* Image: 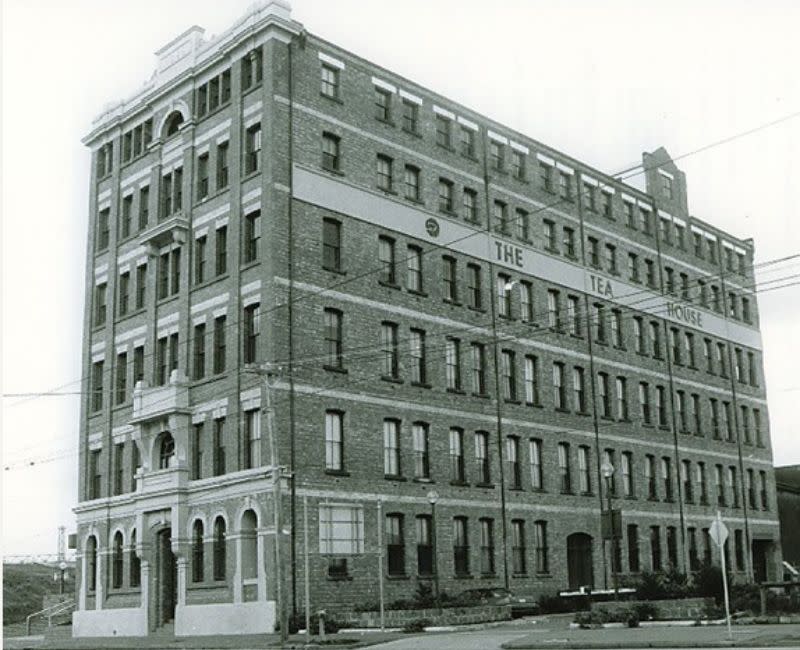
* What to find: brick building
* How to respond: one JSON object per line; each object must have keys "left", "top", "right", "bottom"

{"left": 775, "top": 465, "right": 800, "bottom": 576}
{"left": 73, "top": 0, "right": 781, "bottom": 638}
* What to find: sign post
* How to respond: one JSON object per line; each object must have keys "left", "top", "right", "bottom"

{"left": 709, "top": 511, "right": 732, "bottom": 640}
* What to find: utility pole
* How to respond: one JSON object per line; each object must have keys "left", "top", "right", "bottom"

{"left": 246, "top": 363, "right": 289, "bottom": 644}
{"left": 57, "top": 526, "right": 66, "bottom": 594}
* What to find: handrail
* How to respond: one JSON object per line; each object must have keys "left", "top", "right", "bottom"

{"left": 25, "top": 598, "right": 75, "bottom": 636}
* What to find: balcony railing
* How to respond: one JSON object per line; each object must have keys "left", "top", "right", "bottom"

{"left": 131, "top": 371, "right": 190, "bottom": 422}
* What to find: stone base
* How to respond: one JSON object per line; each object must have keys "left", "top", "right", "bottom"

{"left": 72, "top": 608, "right": 147, "bottom": 637}
{"left": 175, "top": 601, "right": 276, "bottom": 636}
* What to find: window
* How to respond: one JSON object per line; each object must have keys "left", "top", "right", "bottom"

{"left": 640, "top": 208, "right": 652, "bottom": 235}
{"left": 243, "top": 303, "right": 260, "bottom": 364}
{"left": 401, "top": 99, "right": 418, "bottom": 133}
{"left": 244, "top": 210, "right": 260, "bottom": 263}
{"left": 729, "top": 466, "right": 739, "bottom": 507}
{"left": 321, "top": 132, "right": 340, "bottom": 172}
{"left": 682, "top": 459, "right": 693, "bottom": 502}
{"left": 627, "top": 253, "right": 640, "bottom": 283}
{"left": 480, "top": 519, "right": 495, "bottom": 574}
{"left": 319, "top": 218, "right": 343, "bottom": 273}
{"left": 588, "top": 237, "right": 599, "bottom": 267}
{"left": 645, "top": 259, "right": 656, "bottom": 287}
{"left": 622, "top": 451, "right": 633, "bottom": 497}
{"left": 656, "top": 386, "right": 667, "bottom": 427}
{"left": 754, "top": 409, "right": 763, "bottom": 447}
{"left": 435, "top": 114, "right": 452, "bottom": 148}
{"left": 192, "top": 423, "right": 203, "bottom": 480}
{"left": 241, "top": 46, "right": 263, "bottom": 91}
{"left": 416, "top": 516, "right": 433, "bottom": 575}
{"left": 539, "top": 161, "right": 553, "bottom": 191}
{"left": 383, "top": 419, "right": 401, "bottom": 477}
{"left": 386, "top": 514, "right": 405, "bottom": 576}
{"left": 129, "top": 530, "right": 140, "bottom": 587}
{"left": 412, "top": 422, "right": 430, "bottom": 479}
{"left": 711, "top": 285, "right": 722, "bottom": 313}
{"left": 676, "top": 390, "right": 688, "bottom": 432}
{"left": 445, "top": 338, "right": 462, "bottom": 391}
{"left": 94, "top": 283, "right": 107, "bottom": 327}
{"left": 624, "top": 201, "right": 635, "bottom": 228}
{"left": 760, "top": 470, "right": 769, "bottom": 510}
{"left": 558, "top": 442, "right": 572, "bottom": 493}
{"left": 511, "top": 149, "right": 525, "bottom": 179}
{"left": 650, "top": 322, "right": 661, "bottom": 358}
{"left": 115, "top": 352, "right": 127, "bottom": 406}
{"left": 616, "top": 377, "right": 628, "bottom": 420}
{"left": 97, "top": 208, "right": 110, "bottom": 251}
{"left": 542, "top": 220, "right": 558, "bottom": 253}
{"left": 603, "top": 449, "right": 617, "bottom": 496}
{"left": 320, "top": 64, "right": 339, "bottom": 98}
{"left": 583, "top": 182, "right": 596, "bottom": 211}
{"left": 611, "top": 310, "right": 623, "bottom": 347}
{"left": 524, "top": 355, "right": 540, "bottom": 405}
{"left": 410, "top": 329, "right": 427, "bottom": 384}
{"left": 243, "top": 123, "right": 262, "bottom": 174}
{"left": 747, "top": 469, "right": 756, "bottom": 509}
{"left": 650, "top": 526, "right": 662, "bottom": 572}
{"left": 567, "top": 295, "right": 581, "bottom": 336}
{"left": 211, "top": 315, "right": 226, "bottom": 374}
{"left": 213, "top": 418, "right": 226, "bottom": 476}
{"left": 742, "top": 297, "right": 752, "bottom": 323}
{"left": 547, "top": 289, "right": 560, "bottom": 330}
{"left": 376, "top": 154, "right": 393, "bottom": 191}
{"left": 562, "top": 227, "right": 576, "bottom": 257}
{"left": 506, "top": 436, "right": 521, "bottom": 489}
{"left": 633, "top": 317, "right": 644, "bottom": 354}
{"left": 578, "top": 445, "right": 591, "bottom": 494}
{"left": 497, "top": 274, "right": 511, "bottom": 317}
{"left": 723, "top": 401, "right": 733, "bottom": 441}
{"left": 460, "top": 125, "right": 475, "bottom": 157}
{"left": 573, "top": 366, "right": 587, "bottom": 413}
{"left": 466, "top": 263, "right": 482, "bottom": 309}
{"left": 97, "top": 141, "right": 113, "bottom": 177}
{"left": 442, "top": 256, "right": 458, "bottom": 302}
{"left": 627, "top": 524, "right": 640, "bottom": 573}
{"left": 475, "top": 431, "right": 490, "bottom": 484}
{"left": 212, "top": 517, "right": 226, "bottom": 580}
{"left": 380, "top": 321, "right": 399, "bottom": 379}
{"left": 323, "top": 308, "right": 343, "bottom": 370}
{"left": 558, "top": 171, "right": 572, "bottom": 200}
{"left": 377, "top": 235, "right": 396, "bottom": 284}
{"left": 501, "top": 349, "right": 517, "bottom": 401}
{"left": 662, "top": 457, "right": 673, "bottom": 501}
{"left": 439, "top": 179, "right": 454, "bottom": 213}
{"left": 133, "top": 346, "right": 144, "bottom": 386}
{"left": 403, "top": 165, "right": 420, "bottom": 201}
{"left": 374, "top": 87, "right": 391, "bottom": 121}
{"left": 516, "top": 209, "right": 530, "bottom": 241}
{"left": 113, "top": 442, "right": 124, "bottom": 495}
{"left": 119, "top": 194, "right": 133, "bottom": 239}
{"left": 553, "top": 362, "right": 566, "bottom": 410}
{"left": 453, "top": 517, "right": 469, "bottom": 575}
{"left": 601, "top": 191, "right": 613, "bottom": 218}
{"left": 111, "top": 531, "right": 124, "bottom": 589}
{"left": 593, "top": 303, "right": 606, "bottom": 343}
{"left": 646, "top": 455, "right": 657, "bottom": 499}
{"left": 462, "top": 187, "right": 478, "bottom": 222}
{"left": 605, "top": 244, "right": 618, "bottom": 274}
{"left": 192, "top": 520, "right": 204, "bottom": 583}
{"left": 193, "top": 323, "right": 206, "bottom": 380}
{"left": 319, "top": 504, "right": 365, "bottom": 561}
{"left": 511, "top": 520, "right": 526, "bottom": 575}
{"left": 534, "top": 521, "right": 548, "bottom": 573}
{"left": 490, "top": 140, "right": 504, "bottom": 172}
{"left": 471, "top": 342, "right": 486, "bottom": 395}
{"left": 666, "top": 526, "right": 678, "bottom": 568}
{"left": 88, "top": 449, "right": 101, "bottom": 499}
{"left": 325, "top": 411, "right": 344, "bottom": 472}
{"left": 158, "top": 432, "right": 175, "bottom": 469}
{"left": 698, "top": 462, "right": 708, "bottom": 504}
{"left": 91, "top": 360, "right": 104, "bottom": 412}
{"left": 244, "top": 409, "right": 261, "bottom": 470}
{"left": 450, "top": 428, "right": 465, "bottom": 483}
{"left": 597, "top": 371, "right": 610, "bottom": 417}
{"left": 748, "top": 351, "right": 758, "bottom": 386}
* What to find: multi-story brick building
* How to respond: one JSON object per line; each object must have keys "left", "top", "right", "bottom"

{"left": 73, "top": 0, "right": 781, "bottom": 638}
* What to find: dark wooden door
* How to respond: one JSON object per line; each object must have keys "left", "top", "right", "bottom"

{"left": 567, "top": 533, "right": 594, "bottom": 590}
{"left": 158, "top": 529, "right": 177, "bottom": 623}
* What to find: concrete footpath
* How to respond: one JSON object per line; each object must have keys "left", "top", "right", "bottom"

{"left": 501, "top": 621, "right": 800, "bottom": 648}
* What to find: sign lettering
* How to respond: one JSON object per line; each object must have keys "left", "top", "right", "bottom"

{"left": 666, "top": 301, "right": 704, "bottom": 328}
{"left": 589, "top": 274, "right": 614, "bottom": 298}
{"left": 494, "top": 241, "right": 523, "bottom": 268}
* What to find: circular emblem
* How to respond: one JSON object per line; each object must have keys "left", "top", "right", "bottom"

{"left": 425, "top": 218, "right": 440, "bottom": 238}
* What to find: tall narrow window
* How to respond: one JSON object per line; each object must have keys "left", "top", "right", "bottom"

{"left": 442, "top": 256, "right": 458, "bottom": 302}
{"left": 512, "top": 520, "right": 526, "bottom": 575}
{"left": 213, "top": 517, "right": 226, "bottom": 580}
{"left": 213, "top": 315, "right": 226, "bottom": 374}
{"left": 192, "top": 422, "right": 203, "bottom": 480}
{"left": 243, "top": 303, "right": 260, "bottom": 364}
{"left": 445, "top": 338, "right": 462, "bottom": 391}
{"left": 192, "top": 520, "right": 204, "bottom": 582}
{"left": 381, "top": 321, "right": 399, "bottom": 379}
{"left": 194, "top": 236, "right": 207, "bottom": 284}
{"left": 323, "top": 308, "right": 343, "bottom": 369}
{"left": 129, "top": 530, "right": 140, "bottom": 587}
{"left": 553, "top": 362, "right": 566, "bottom": 410}
{"left": 197, "top": 153, "right": 209, "bottom": 200}
{"left": 578, "top": 445, "right": 591, "bottom": 494}
{"left": 410, "top": 329, "right": 426, "bottom": 384}
{"left": 407, "top": 244, "right": 423, "bottom": 292}
{"left": 450, "top": 428, "right": 465, "bottom": 483}
{"left": 113, "top": 442, "right": 124, "bottom": 495}
{"left": 112, "top": 531, "right": 123, "bottom": 589}
{"left": 453, "top": 517, "right": 469, "bottom": 575}
{"left": 627, "top": 524, "right": 640, "bottom": 573}
{"left": 475, "top": 431, "right": 490, "bottom": 484}
{"left": 558, "top": 442, "right": 571, "bottom": 493}
{"left": 216, "top": 141, "right": 229, "bottom": 189}
{"left": 467, "top": 264, "right": 482, "bottom": 309}
{"left": 321, "top": 132, "right": 340, "bottom": 171}
{"left": 244, "top": 123, "right": 261, "bottom": 174}
{"left": 416, "top": 516, "right": 433, "bottom": 576}
{"left": 412, "top": 422, "right": 430, "bottom": 479}
{"left": 135, "top": 264, "right": 146, "bottom": 310}
{"left": 325, "top": 411, "right": 344, "bottom": 472}
{"left": 471, "top": 342, "right": 486, "bottom": 395}
{"left": 529, "top": 439, "right": 543, "bottom": 489}
{"left": 383, "top": 419, "right": 401, "bottom": 477}
{"left": 506, "top": 436, "right": 521, "bottom": 489}
{"left": 320, "top": 64, "right": 339, "bottom": 98}
{"left": 115, "top": 352, "right": 127, "bottom": 405}
{"left": 91, "top": 360, "right": 104, "bottom": 412}
{"left": 534, "top": 521, "right": 548, "bottom": 573}
{"left": 524, "top": 355, "right": 540, "bottom": 405}
{"left": 376, "top": 154, "right": 393, "bottom": 191}
{"left": 501, "top": 349, "right": 517, "bottom": 401}
{"left": 244, "top": 210, "right": 260, "bottom": 263}
{"left": 378, "top": 236, "right": 396, "bottom": 284}
{"left": 244, "top": 409, "right": 261, "bottom": 469}
{"left": 650, "top": 526, "right": 662, "bottom": 571}
{"left": 480, "top": 519, "right": 495, "bottom": 575}
{"left": 193, "top": 323, "right": 206, "bottom": 380}
{"left": 386, "top": 514, "right": 405, "bottom": 576}
{"left": 215, "top": 226, "right": 228, "bottom": 276}
{"left": 213, "top": 418, "right": 226, "bottom": 476}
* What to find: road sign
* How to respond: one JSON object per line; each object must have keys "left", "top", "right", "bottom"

{"left": 709, "top": 514, "right": 729, "bottom": 547}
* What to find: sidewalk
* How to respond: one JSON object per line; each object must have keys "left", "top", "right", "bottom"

{"left": 501, "top": 621, "right": 800, "bottom": 648}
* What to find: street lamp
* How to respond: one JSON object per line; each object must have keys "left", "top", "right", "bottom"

{"left": 427, "top": 490, "right": 440, "bottom": 606}
{"left": 601, "top": 461, "right": 619, "bottom": 600}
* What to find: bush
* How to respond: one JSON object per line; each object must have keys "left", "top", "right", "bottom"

{"left": 401, "top": 618, "right": 431, "bottom": 633}
{"left": 635, "top": 571, "right": 667, "bottom": 600}
{"left": 287, "top": 611, "right": 345, "bottom": 635}
{"left": 693, "top": 561, "right": 726, "bottom": 605}
{"left": 539, "top": 592, "right": 589, "bottom": 614}
{"left": 631, "top": 602, "right": 658, "bottom": 621}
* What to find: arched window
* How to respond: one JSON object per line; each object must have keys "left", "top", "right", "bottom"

{"left": 86, "top": 535, "right": 97, "bottom": 592}
{"left": 192, "top": 520, "right": 204, "bottom": 583}
{"left": 129, "top": 530, "right": 140, "bottom": 588}
{"left": 163, "top": 111, "right": 184, "bottom": 138}
{"left": 112, "top": 531, "right": 124, "bottom": 588}
{"left": 213, "top": 517, "right": 226, "bottom": 581}
{"left": 159, "top": 433, "right": 175, "bottom": 469}
{"left": 241, "top": 509, "right": 258, "bottom": 580}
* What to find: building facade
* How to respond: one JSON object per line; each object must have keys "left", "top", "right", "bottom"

{"left": 74, "top": 1, "right": 781, "bottom": 638}
{"left": 775, "top": 465, "right": 800, "bottom": 577}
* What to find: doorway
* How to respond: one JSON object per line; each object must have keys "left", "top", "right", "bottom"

{"left": 752, "top": 540, "right": 771, "bottom": 583}
{"left": 567, "top": 532, "right": 594, "bottom": 590}
{"left": 156, "top": 528, "right": 177, "bottom": 625}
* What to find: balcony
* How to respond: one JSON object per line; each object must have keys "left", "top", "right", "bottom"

{"left": 140, "top": 211, "right": 189, "bottom": 250}
{"left": 131, "top": 371, "right": 191, "bottom": 422}
{"left": 139, "top": 465, "right": 188, "bottom": 495}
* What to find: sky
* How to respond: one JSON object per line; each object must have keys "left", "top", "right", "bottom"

{"left": 2, "top": 0, "right": 799, "bottom": 558}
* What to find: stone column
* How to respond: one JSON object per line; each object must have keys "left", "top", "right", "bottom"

{"left": 233, "top": 533, "right": 243, "bottom": 603}
{"left": 140, "top": 560, "right": 150, "bottom": 631}
{"left": 95, "top": 550, "right": 104, "bottom": 610}
{"left": 176, "top": 557, "right": 188, "bottom": 606}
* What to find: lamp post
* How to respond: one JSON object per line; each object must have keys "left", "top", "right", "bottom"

{"left": 601, "top": 460, "right": 619, "bottom": 600}
{"left": 427, "top": 490, "right": 440, "bottom": 606}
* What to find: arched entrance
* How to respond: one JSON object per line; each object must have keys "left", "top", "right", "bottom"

{"left": 567, "top": 532, "right": 594, "bottom": 590}
{"left": 156, "top": 529, "right": 177, "bottom": 625}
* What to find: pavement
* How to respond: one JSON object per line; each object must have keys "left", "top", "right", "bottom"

{"left": 4, "top": 616, "right": 800, "bottom": 650}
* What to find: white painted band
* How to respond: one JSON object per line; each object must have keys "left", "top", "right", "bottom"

{"left": 658, "top": 169, "right": 675, "bottom": 180}
{"left": 456, "top": 115, "right": 478, "bottom": 131}
{"left": 488, "top": 130, "right": 508, "bottom": 145}
{"left": 433, "top": 105, "right": 455, "bottom": 120}
{"left": 556, "top": 162, "right": 574, "bottom": 175}
{"left": 372, "top": 77, "right": 397, "bottom": 93}
{"left": 399, "top": 89, "right": 422, "bottom": 105}
{"left": 510, "top": 141, "right": 529, "bottom": 154}
{"left": 241, "top": 280, "right": 261, "bottom": 295}
{"left": 318, "top": 52, "right": 345, "bottom": 70}
{"left": 583, "top": 176, "right": 599, "bottom": 187}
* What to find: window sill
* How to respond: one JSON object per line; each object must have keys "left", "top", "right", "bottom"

{"left": 525, "top": 402, "right": 543, "bottom": 409}
{"left": 321, "top": 166, "right": 345, "bottom": 177}
{"left": 327, "top": 574, "right": 353, "bottom": 582}
{"left": 454, "top": 574, "right": 474, "bottom": 580}
{"left": 507, "top": 486, "right": 524, "bottom": 492}
{"left": 384, "top": 474, "right": 407, "bottom": 482}
{"left": 411, "top": 381, "right": 432, "bottom": 389}
{"left": 381, "top": 376, "right": 403, "bottom": 384}
{"left": 378, "top": 280, "right": 401, "bottom": 290}
{"left": 325, "top": 469, "right": 350, "bottom": 477}
{"left": 437, "top": 143, "right": 456, "bottom": 154}
{"left": 323, "top": 266, "right": 347, "bottom": 275}
{"left": 375, "top": 117, "right": 395, "bottom": 127}
{"left": 320, "top": 92, "right": 344, "bottom": 105}
{"left": 407, "top": 288, "right": 428, "bottom": 297}
{"left": 386, "top": 574, "right": 410, "bottom": 581}
{"left": 472, "top": 392, "right": 490, "bottom": 399}
{"left": 447, "top": 388, "right": 466, "bottom": 395}
{"left": 378, "top": 187, "right": 398, "bottom": 196}
{"left": 475, "top": 482, "right": 495, "bottom": 489}
{"left": 413, "top": 477, "right": 434, "bottom": 484}
{"left": 443, "top": 298, "right": 462, "bottom": 307}
{"left": 504, "top": 399, "right": 522, "bottom": 405}
{"left": 554, "top": 407, "right": 571, "bottom": 414}
{"left": 467, "top": 305, "right": 486, "bottom": 314}
{"left": 324, "top": 365, "right": 348, "bottom": 375}
{"left": 450, "top": 480, "right": 470, "bottom": 487}
{"left": 402, "top": 127, "right": 421, "bottom": 138}
{"left": 240, "top": 259, "right": 260, "bottom": 271}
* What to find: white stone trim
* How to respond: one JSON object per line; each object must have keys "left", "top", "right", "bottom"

{"left": 456, "top": 115, "right": 478, "bottom": 131}
{"left": 118, "top": 246, "right": 147, "bottom": 266}
{"left": 95, "top": 273, "right": 108, "bottom": 285}
{"left": 240, "top": 387, "right": 260, "bottom": 403}
{"left": 212, "top": 307, "right": 227, "bottom": 319}
{"left": 91, "top": 351, "right": 105, "bottom": 363}
{"left": 196, "top": 143, "right": 210, "bottom": 156}
{"left": 216, "top": 216, "right": 229, "bottom": 228}
{"left": 118, "top": 263, "right": 130, "bottom": 275}
{"left": 194, "top": 119, "right": 232, "bottom": 147}
{"left": 88, "top": 432, "right": 103, "bottom": 450}
{"left": 241, "top": 280, "right": 261, "bottom": 295}
{"left": 112, "top": 425, "right": 132, "bottom": 444}
{"left": 133, "top": 337, "right": 146, "bottom": 348}
{"left": 161, "top": 146, "right": 185, "bottom": 167}
{"left": 243, "top": 100, "right": 263, "bottom": 117}
{"left": 691, "top": 225, "right": 705, "bottom": 235}
{"left": 115, "top": 343, "right": 128, "bottom": 354}
{"left": 510, "top": 141, "right": 529, "bottom": 155}
{"left": 673, "top": 217, "right": 687, "bottom": 227}
{"left": 116, "top": 325, "right": 147, "bottom": 344}
{"left": 192, "top": 314, "right": 207, "bottom": 327}
{"left": 98, "top": 189, "right": 112, "bottom": 202}
{"left": 723, "top": 240, "right": 735, "bottom": 250}
{"left": 242, "top": 187, "right": 261, "bottom": 204}
{"left": 244, "top": 114, "right": 262, "bottom": 129}
{"left": 193, "top": 397, "right": 228, "bottom": 418}
{"left": 193, "top": 203, "right": 231, "bottom": 229}
{"left": 243, "top": 293, "right": 261, "bottom": 307}
{"left": 621, "top": 193, "right": 636, "bottom": 204}
{"left": 536, "top": 153, "right": 555, "bottom": 166}
{"left": 98, "top": 200, "right": 111, "bottom": 212}
{"left": 157, "top": 324, "right": 179, "bottom": 338}
{"left": 637, "top": 200, "right": 652, "bottom": 211}
{"left": 556, "top": 162, "right": 574, "bottom": 175}
{"left": 658, "top": 168, "right": 675, "bottom": 180}
{"left": 157, "top": 312, "right": 179, "bottom": 328}
{"left": 735, "top": 246, "right": 747, "bottom": 255}
{"left": 195, "top": 226, "right": 209, "bottom": 239}
{"left": 399, "top": 89, "right": 422, "bottom": 105}
{"left": 658, "top": 209, "right": 672, "bottom": 220}
{"left": 371, "top": 77, "right": 396, "bottom": 93}
{"left": 487, "top": 130, "right": 508, "bottom": 145}
{"left": 583, "top": 176, "right": 599, "bottom": 187}
{"left": 706, "top": 233, "right": 718, "bottom": 242}
{"left": 432, "top": 105, "right": 455, "bottom": 120}
{"left": 318, "top": 52, "right": 345, "bottom": 70}
{"left": 91, "top": 341, "right": 105, "bottom": 354}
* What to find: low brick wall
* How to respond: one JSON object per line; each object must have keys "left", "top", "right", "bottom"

{"left": 340, "top": 603, "right": 511, "bottom": 628}
{"left": 591, "top": 597, "right": 714, "bottom": 620}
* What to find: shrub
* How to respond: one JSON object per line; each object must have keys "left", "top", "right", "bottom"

{"left": 401, "top": 618, "right": 431, "bottom": 633}
{"left": 539, "top": 592, "right": 589, "bottom": 614}
{"left": 635, "top": 571, "right": 667, "bottom": 600}
{"left": 626, "top": 611, "right": 640, "bottom": 628}
{"left": 693, "top": 562, "right": 726, "bottom": 605}
{"left": 631, "top": 602, "right": 658, "bottom": 621}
